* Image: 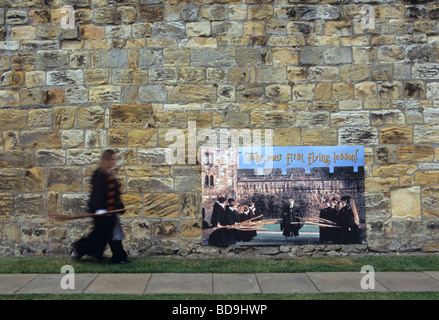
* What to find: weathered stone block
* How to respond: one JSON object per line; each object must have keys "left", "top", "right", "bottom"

{"left": 76, "top": 106, "right": 104, "bottom": 129}
{"left": 181, "top": 220, "right": 201, "bottom": 239}
{"left": 379, "top": 126, "right": 413, "bottom": 144}
{"left": 338, "top": 127, "right": 379, "bottom": 145}
{"left": 354, "top": 82, "right": 377, "bottom": 99}
{"left": 391, "top": 187, "right": 421, "bottom": 218}
{"left": 302, "top": 128, "right": 337, "bottom": 146}
{"left": 47, "top": 167, "right": 82, "bottom": 192}
{"left": 14, "top": 193, "right": 45, "bottom": 219}
{"left": 20, "top": 130, "right": 61, "bottom": 149}
{"left": 124, "top": 128, "right": 156, "bottom": 147}
{"left": 89, "top": 86, "right": 121, "bottom": 103}
{"left": 370, "top": 110, "right": 405, "bottom": 126}
{"left": 0, "top": 169, "right": 25, "bottom": 192}
{"left": 0, "top": 109, "right": 27, "bottom": 130}
{"left": 139, "top": 5, "right": 163, "bottom": 22}
{"left": 422, "top": 186, "right": 439, "bottom": 218}
{"left": 0, "top": 151, "right": 34, "bottom": 168}
{"left": 144, "top": 193, "right": 178, "bottom": 218}
{"left": 109, "top": 104, "right": 152, "bottom": 128}
{"left": 414, "top": 125, "right": 439, "bottom": 144}
{"left": 154, "top": 221, "right": 178, "bottom": 239}
{"left": 299, "top": 46, "right": 324, "bottom": 65}
{"left": 372, "top": 164, "right": 417, "bottom": 177}
{"left": 250, "top": 111, "right": 294, "bottom": 128}
{"left": 127, "top": 177, "right": 174, "bottom": 193}
{"left": 398, "top": 145, "right": 434, "bottom": 162}
{"left": 0, "top": 194, "right": 14, "bottom": 219}
{"left": 167, "top": 85, "right": 216, "bottom": 103}
{"left": 42, "top": 88, "right": 64, "bottom": 105}
{"left": 295, "top": 5, "right": 339, "bottom": 21}
{"left": 191, "top": 48, "right": 235, "bottom": 67}
{"left": 67, "top": 149, "right": 101, "bottom": 166}
{"left": 36, "top": 50, "right": 69, "bottom": 69}
{"left": 331, "top": 111, "right": 370, "bottom": 127}
{"left": 415, "top": 171, "right": 439, "bottom": 186}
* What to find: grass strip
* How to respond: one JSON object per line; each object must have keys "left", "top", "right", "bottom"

{"left": 0, "top": 255, "right": 438, "bottom": 274}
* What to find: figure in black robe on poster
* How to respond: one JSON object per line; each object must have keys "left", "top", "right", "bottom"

{"left": 225, "top": 198, "right": 238, "bottom": 245}
{"left": 337, "top": 196, "right": 362, "bottom": 244}
{"left": 208, "top": 197, "right": 229, "bottom": 246}
{"left": 319, "top": 197, "right": 338, "bottom": 243}
{"left": 281, "top": 199, "right": 303, "bottom": 237}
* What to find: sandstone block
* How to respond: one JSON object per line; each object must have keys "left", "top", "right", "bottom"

{"left": 89, "top": 85, "right": 121, "bottom": 103}
{"left": 139, "top": 5, "right": 163, "bottom": 22}
{"left": 52, "top": 106, "right": 75, "bottom": 129}
{"left": 0, "top": 109, "right": 27, "bottom": 130}
{"left": 379, "top": 126, "right": 413, "bottom": 144}
{"left": 67, "top": 149, "right": 101, "bottom": 166}
{"left": 154, "top": 221, "right": 178, "bottom": 240}
{"left": 422, "top": 186, "right": 439, "bottom": 218}
{"left": 397, "top": 145, "right": 434, "bottom": 162}
{"left": 127, "top": 177, "right": 174, "bottom": 193}
{"left": 331, "top": 111, "right": 370, "bottom": 127}
{"left": 378, "top": 45, "right": 405, "bottom": 62}
{"left": 47, "top": 167, "right": 82, "bottom": 192}
{"left": 14, "top": 193, "right": 45, "bottom": 219}
{"left": 370, "top": 110, "right": 405, "bottom": 126}
{"left": 36, "top": 149, "right": 66, "bottom": 166}
{"left": 42, "top": 88, "right": 64, "bottom": 105}
{"left": 144, "top": 193, "right": 178, "bottom": 218}
{"left": 0, "top": 193, "right": 13, "bottom": 219}
{"left": 354, "top": 82, "right": 377, "bottom": 99}
{"left": 36, "top": 50, "right": 69, "bottom": 70}
{"left": 20, "top": 130, "right": 61, "bottom": 149}
{"left": 181, "top": 220, "right": 201, "bottom": 239}
{"left": 77, "top": 106, "right": 105, "bottom": 128}
{"left": 414, "top": 125, "right": 439, "bottom": 144}
{"left": 415, "top": 171, "right": 439, "bottom": 186}
{"left": 0, "top": 169, "right": 25, "bottom": 192}
{"left": 0, "top": 151, "right": 34, "bottom": 168}
{"left": 0, "top": 90, "right": 19, "bottom": 107}
{"left": 339, "top": 127, "right": 379, "bottom": 145}
{"left": 372, "top": 164, "right": 417, "bottom": 177}
{"left": 250, "top": 111, "right": 294, "bottom": 128}
{"left": 167, "top": 85, "right": 216, "bottom": 103}
{"left": 302, "top": 128, "right": 337, "bottom": 146}
{"left": 127, "top": 129, "right": 157, "bottom": 147}
{"left": 295, "top": 5, "right": 339, "bottom": 20}
{"left": 391, "top": 187, "right": 421, "bottom": 218}
{"left": 109, "top": 104, "right": 152, "bottom": 129}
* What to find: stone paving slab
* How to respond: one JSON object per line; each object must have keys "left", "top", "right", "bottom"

{"left": 256, "top": 273, "right": 319, "bottom": 294}
{"left": 144, "top": 273, "right": 212, "bottom": 294}
{"left": 16, "top": 274, "right": 97, "bottom": 294}
{"left": 307, "top": 272, "right": 389, "bottom": 293}
{"left": 84, "top": 273, "right": 151, "bottom": 294}
{"left": 213, "top": 274, "right": 260, "bottom": 294}
{"left": 375, "top": 272, "right": 439, "bottom": 292}
{"left": 0, "top": 274, "right": 38, "bottom": 294}
{"left": 3, "top": 272, "right": 439, "bottom": 295}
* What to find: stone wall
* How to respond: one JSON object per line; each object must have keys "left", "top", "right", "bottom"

{"left": 0, "top": 0, "right": 439, "bottom": 257}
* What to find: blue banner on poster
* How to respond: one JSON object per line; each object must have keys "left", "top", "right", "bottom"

{"left": 239, "top": 146, "right": 364, "bottom": 174}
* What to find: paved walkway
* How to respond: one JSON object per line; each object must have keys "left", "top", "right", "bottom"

{"left": 2, "top": 272, "right": 439, "bottom": 294}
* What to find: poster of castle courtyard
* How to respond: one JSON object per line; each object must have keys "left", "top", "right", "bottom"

{"left": 202, "top": 146, "right": 366, "bottom": 247}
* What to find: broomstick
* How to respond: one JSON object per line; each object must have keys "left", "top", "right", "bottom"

{"left": 48, "top": 207, "right": 139, "bottom": 221}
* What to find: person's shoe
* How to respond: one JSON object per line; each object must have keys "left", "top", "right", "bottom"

{"left": 71, "top": 250, "right": 82, "bottom": 261}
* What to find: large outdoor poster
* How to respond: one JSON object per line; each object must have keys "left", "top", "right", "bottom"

{"left": 201, "top": 146, "right": 366, "bottom": 247}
